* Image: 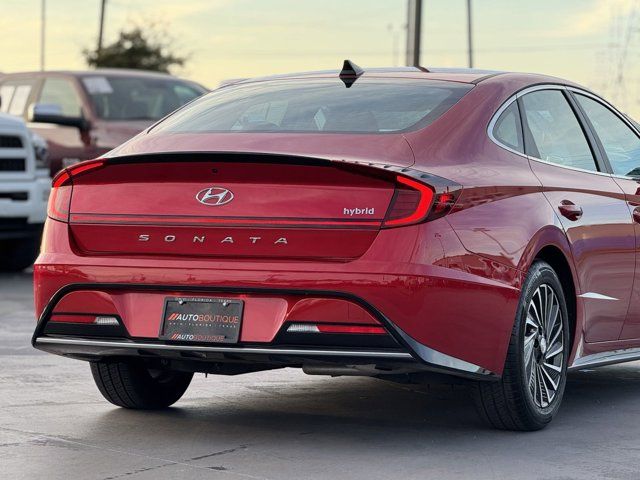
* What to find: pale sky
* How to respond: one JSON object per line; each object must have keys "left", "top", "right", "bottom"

{"left": 2, "top": 0, "right": 640, "bottom": 116}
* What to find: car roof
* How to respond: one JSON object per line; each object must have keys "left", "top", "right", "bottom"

{"left": 225, "top": 66, "right": 580, "bottom": 90}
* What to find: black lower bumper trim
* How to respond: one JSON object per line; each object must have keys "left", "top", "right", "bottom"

{"left": 35, "top": 337, "right": 414, "bottom": 365}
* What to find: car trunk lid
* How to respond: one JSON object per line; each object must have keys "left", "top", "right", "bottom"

{"left": 67, "top": 154, "right": 401, "bottom": 261}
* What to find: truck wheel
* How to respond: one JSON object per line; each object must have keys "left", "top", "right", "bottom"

{"left": 0, "top": 237, "right": 39, "bottom": 272}
{"left": 474, "top": 260, "right": 570, "bottom": 430}
{"left": 90, "top": 360, "right": 193, "bottom": 409}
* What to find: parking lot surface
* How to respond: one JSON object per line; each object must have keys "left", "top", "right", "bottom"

{"left": 2, "top": 271, "right": 640, "bottom": 479}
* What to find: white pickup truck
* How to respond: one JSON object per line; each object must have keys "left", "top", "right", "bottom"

{"left": 0, "top": 112, "right": 50, "bottom": 271}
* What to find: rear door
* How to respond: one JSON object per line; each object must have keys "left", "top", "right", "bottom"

{"left": 520, "top": 87, "right": 635, "bottom": 343}
{"left": 570, "top": 90, "right": 640, "bottom": 341}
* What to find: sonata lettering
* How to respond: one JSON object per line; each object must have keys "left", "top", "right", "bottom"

{"left": 138, "top": 234, "right": 288, "bottom": 245}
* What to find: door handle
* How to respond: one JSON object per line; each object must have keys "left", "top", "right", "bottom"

{"left": 633, "top": 206, "right": 640, "bottom": 224}
{"left": 558, "top": 200, "right": 583, "bottom": 221}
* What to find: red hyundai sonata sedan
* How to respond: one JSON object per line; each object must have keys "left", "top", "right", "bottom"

{"left": 32, "top": 61, "right": 640, "bottom": 430}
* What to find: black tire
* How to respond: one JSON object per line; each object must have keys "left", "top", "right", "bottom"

{"left": 0, "top": 236, "right": 39, "bottom": 272}
{"left": 474, "top": 260, "right": 570, "bottom": 431}
{"left": 90, "top": 360, "right": 193, "bottom": 409}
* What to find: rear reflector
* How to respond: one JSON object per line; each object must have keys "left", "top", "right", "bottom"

{"left": 50, "top": 314, "right": 96, "bottom": 324}
{"left": 50, "top": 314, "right": 120, "bottom": 325}
{"left": 287, "top": 323, "right": 387, "bottom": 335}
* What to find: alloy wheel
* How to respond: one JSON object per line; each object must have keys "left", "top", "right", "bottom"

{"left": 523, "top": 284, "right": 564, "bottom": 408}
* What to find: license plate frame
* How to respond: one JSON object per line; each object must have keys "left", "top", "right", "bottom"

{"left": 159, "top": 297, "right": 244, "bottom": 344}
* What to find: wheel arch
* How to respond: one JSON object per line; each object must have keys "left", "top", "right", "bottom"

{"left": 520, "top": 226, "right": 584, "bottom": 369}
{"left": 533, "top": 245, "right": 577, "bottom": 349}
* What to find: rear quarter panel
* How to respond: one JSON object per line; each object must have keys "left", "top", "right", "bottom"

{"left": 404, "top": 76, "right": 584, "bottom": 364}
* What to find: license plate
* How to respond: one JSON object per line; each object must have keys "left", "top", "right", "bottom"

{"left": 160, "top": 297, "right": 243, "bottom": 344}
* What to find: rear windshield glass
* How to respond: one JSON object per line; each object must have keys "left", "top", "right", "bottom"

{"left": 152, "top": 78, "right": 472, "bottom": 134}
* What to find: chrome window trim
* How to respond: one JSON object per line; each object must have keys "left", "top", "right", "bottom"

{"left": 487, "top": 83, "right": 615, "bottom": 178}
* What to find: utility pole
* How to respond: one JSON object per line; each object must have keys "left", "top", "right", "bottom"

{"left": 97, "top": 0, "right": 107, "bottom": 54}
{"left": 405, "top": 0, "right": 422, "bottom": 66}
{"left": 40, "top": 0, "right": 45, "bottom": 70}
{"left": 467, "top": 0, "right": 474, "bottom": 68}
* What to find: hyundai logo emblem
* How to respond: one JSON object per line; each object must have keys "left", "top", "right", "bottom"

{"left": 195, "top": 187, "right": 234, "bottom": 206}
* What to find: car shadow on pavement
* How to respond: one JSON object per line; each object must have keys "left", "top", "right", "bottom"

{"left": 93, "top": 362, "right": 640, "bottom": 441}
{"left": 11, "top": 363, "right": 640, "bottom": 480}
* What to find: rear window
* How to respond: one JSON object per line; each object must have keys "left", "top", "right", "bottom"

{"left": 152, "top": 78, "right": 472, "bottom": 134}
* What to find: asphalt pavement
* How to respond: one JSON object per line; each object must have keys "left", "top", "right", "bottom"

{"left": 1, "top": 271, "right": 640, "bottom": 479}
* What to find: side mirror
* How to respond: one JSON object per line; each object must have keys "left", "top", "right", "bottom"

{"left": 29, "top": 103, "right": 89, "bottom": 131}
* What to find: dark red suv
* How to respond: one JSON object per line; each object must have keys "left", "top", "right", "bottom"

{"left": 32, "top": 62, "right": 640, "bottom": 430}
{"left": 0, "top": 69, "right": 207, "bottom": 174}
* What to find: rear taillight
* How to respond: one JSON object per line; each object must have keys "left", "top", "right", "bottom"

{"left": 48, "top": 160, "right": 105, "bottom": 222}
{"left": 382, "top": 174, "right": 461, "bottom": 228}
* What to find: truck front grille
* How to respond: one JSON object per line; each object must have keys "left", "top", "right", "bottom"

{"left": 0, "top": 136, "right": 23, "bottom": 148}
{"left": 0, "top": 158, "right": 26, "bottom": 171}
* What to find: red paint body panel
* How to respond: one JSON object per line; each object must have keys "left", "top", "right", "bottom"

{"left": 612, "top": 176, "right": 640, "bottom": 341}
{"left": 33, "top": 70, "right": 640, "bottom": 378}
{"left": 528, "top": 160, "right": 635, "bottom": 342}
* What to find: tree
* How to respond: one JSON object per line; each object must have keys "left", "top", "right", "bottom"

{"left": 83, "top": 25, "right": 186, "bottom": 73}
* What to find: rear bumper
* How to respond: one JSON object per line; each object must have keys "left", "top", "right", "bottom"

{"left": 34, "top": 217, "right": 522, "bottom": 379}
{"left": 32, "top": 282, "right": 499, "bottom": 380}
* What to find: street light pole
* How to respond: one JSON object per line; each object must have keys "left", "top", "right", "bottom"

{"left": 467, "top": 0, "right": 474, "bottom": 68}
{"left": 97, "top": 0, "right": 107, "bottom": 54}
{"left": 40, "top": 0, "right": 45, "bottom": 70}
{"left": 405, "top": 0, "right": 422, "bottom": 66}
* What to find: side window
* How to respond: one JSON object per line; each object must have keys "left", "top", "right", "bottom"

{"left": 493, "top": 102, "right": 524, "bottom": 153}
{"left": 521, "top": 90, "right": 597, "bottom": 172}
{"left": 38, "top": 77, "right": 83, "bottom": 117}
{"left": 0, "top": 81, "right": 35, "bottom": 117}
{"left": 10, "top": 85, "right": 34, "bottom": 116}
{"left": 575, "top": 94, "right": 640, "bottom": 177}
